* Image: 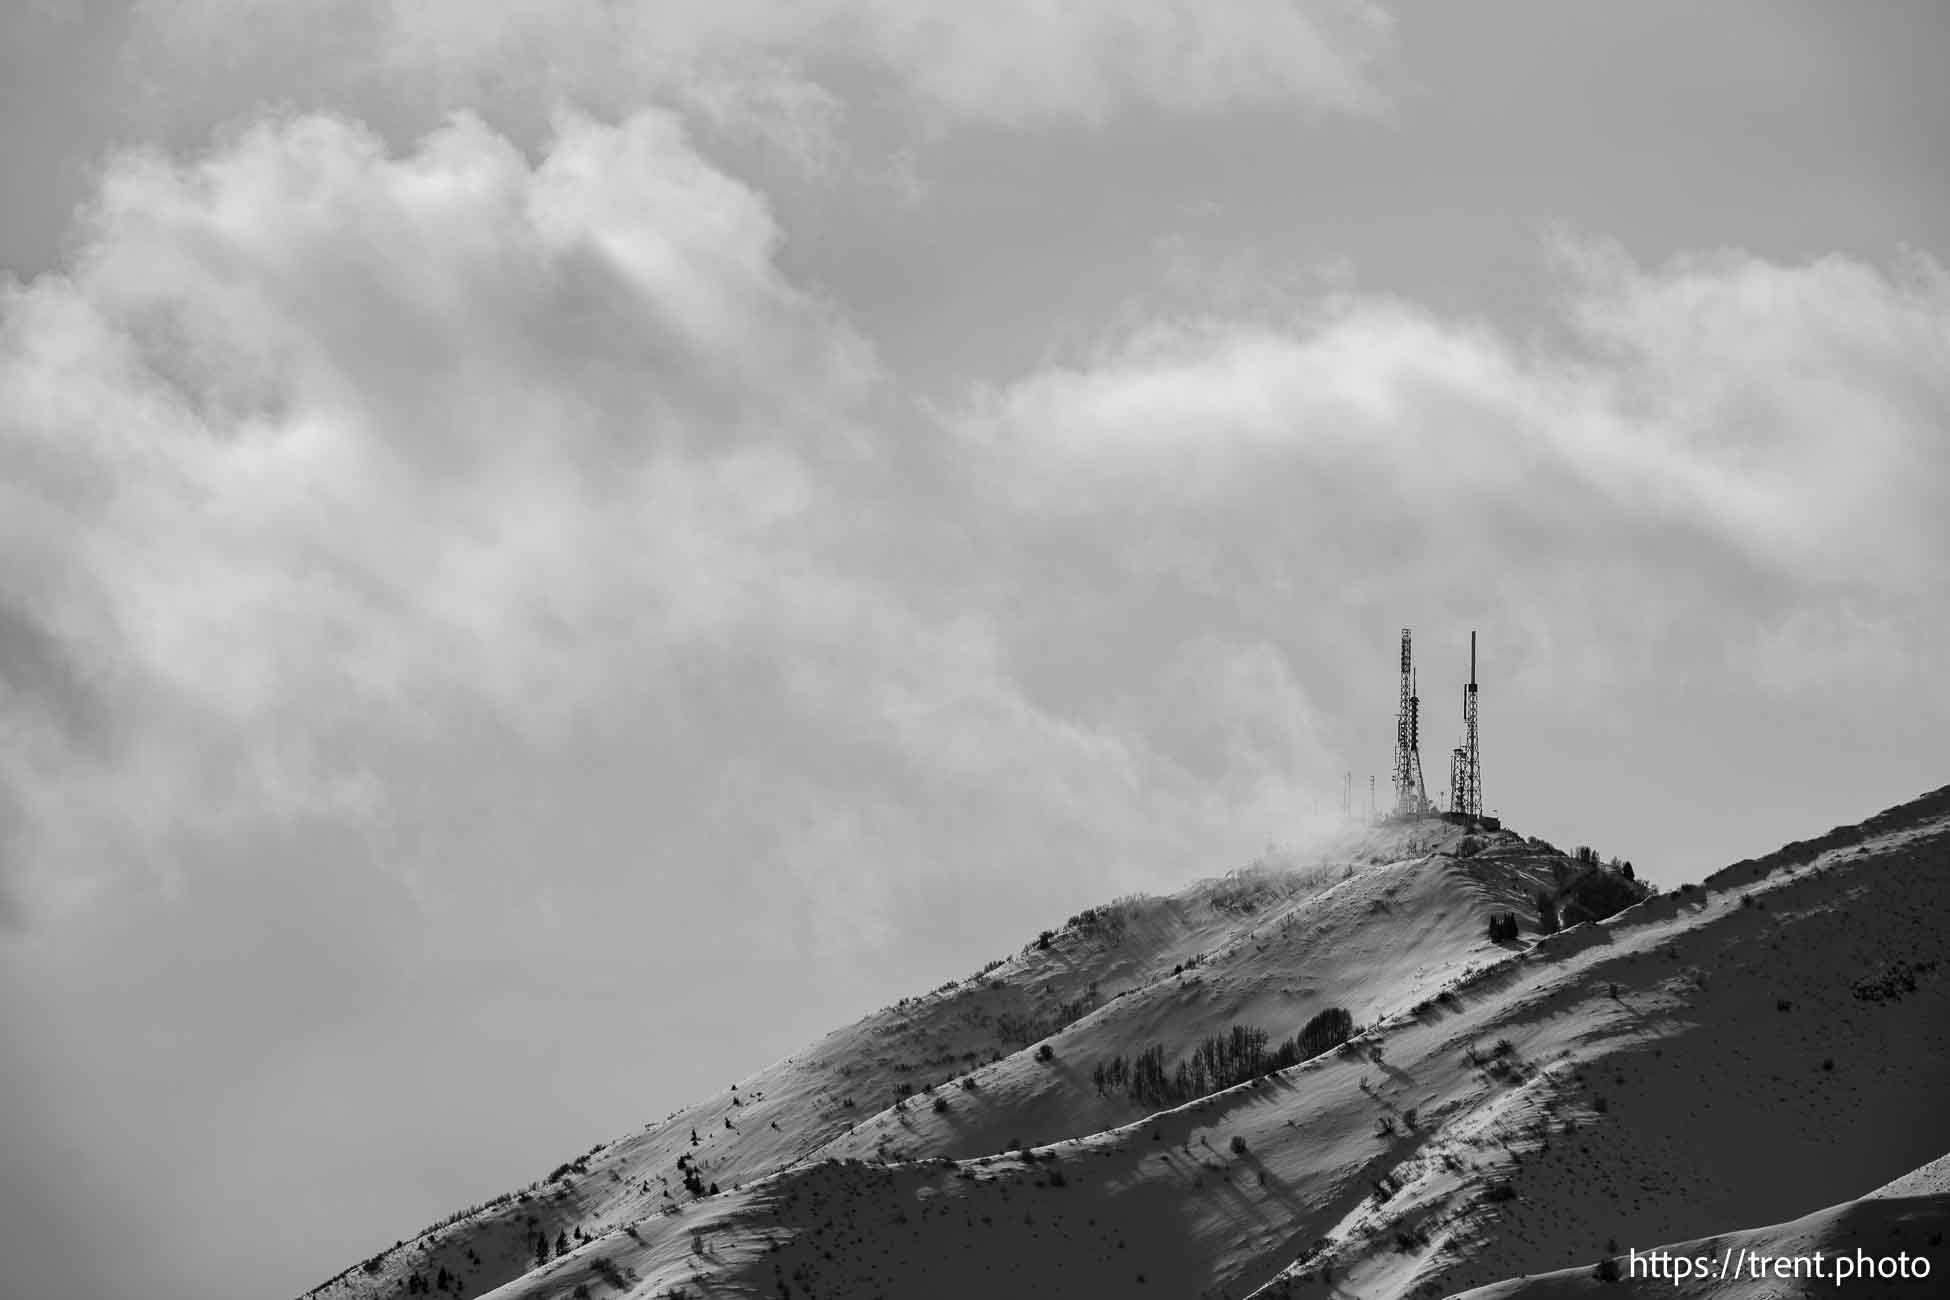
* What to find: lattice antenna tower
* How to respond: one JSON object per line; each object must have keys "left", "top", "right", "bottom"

{"left": 1412, "top": 670, "right": 1427, "bottom": 810}
{"left": 1393, "top": 629, "right": 1428, "bottom": 815}
{"left": 1459, "top": 631, "right": 1483, "bottom": 818}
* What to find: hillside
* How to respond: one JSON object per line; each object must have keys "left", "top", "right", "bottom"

{"left": 300, "top": 787, "right": 1950, "bottom": 1300}
{"left": 1448, "top": 1151, "right": 1950, "bottom": 1300}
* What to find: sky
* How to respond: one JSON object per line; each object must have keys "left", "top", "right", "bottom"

{"left": 1, "top": 3, "right": 1946, "bottom": 1297}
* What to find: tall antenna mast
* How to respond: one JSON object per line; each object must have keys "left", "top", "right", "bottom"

{"left": 1412, "top": 669, "right": 1426, "bottom": 806}
{"left": 1459, "top": 630, "right": 1482, "bottom": 818}
{"left": 1393, "top": 629, "right": 1428, "bottom": 816}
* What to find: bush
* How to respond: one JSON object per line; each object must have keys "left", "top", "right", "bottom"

{"left": 1230, "top": 1135, "right": 1248, "bottom": 1156}
{"left": 1594, "top": 1255, "right": 1621, "bottom": 1282}
{"left": 1487, "top": 912, "right": 1520, "bottom": 942}
{"left": 1036, "top": 929, "right": 1055, "bottom": 950}
{"left": 1035, "top": 1042, "right": 1055, "bottom": 1062}
{"left": 932, "top": 1096, "right": 950, "bottom": 1113}
{"left": 1536, "top": 890, "right": 1561, "bottom": 934}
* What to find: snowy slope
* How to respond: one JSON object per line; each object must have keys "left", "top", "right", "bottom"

{"left": 300, "top": 785, "right": 1950, "bottom": 1300}
{"left": 1446, "top": 1149, "right": 1950, "bottom": 1300}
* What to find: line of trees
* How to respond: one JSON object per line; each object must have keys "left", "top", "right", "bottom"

{"left": 1091, "top": 1008, "right": 1354, "bottom": 1108}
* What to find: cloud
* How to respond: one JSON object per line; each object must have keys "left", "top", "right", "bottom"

{"left": 950, "top": 246, "right": 1950, "bottom": 713}
{"left": 0, "top": 104, "right": 1344, "bottom": 940}
{"left": 0, "top": 107, "right": 871, "bottom": 919}
{"left": 5, "top": 89, "right": 1946, "bottom": 949}
{"left": 130, "top": 0, "right": 1393, "bottom": 136}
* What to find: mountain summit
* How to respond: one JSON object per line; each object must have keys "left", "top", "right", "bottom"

{"left": 304, "top": 790, "right": 1950, "bottom": 1300}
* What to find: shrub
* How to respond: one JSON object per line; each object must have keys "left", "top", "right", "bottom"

{"left": 1535, "top": 890, "right": 1561, "bottom": 934}
{"left": 1852, "top": 960, "right": 1938, "bottom": 1004}
{"left": 933, "top": 1096, "right": 950, "bottom": 1113}
{"left": 1036, "top": 929, "right": 1055, "bottom": 950}
{"left": 1487, "top": 912, "right": 1520, "bottom": 942}
{"left": 1594, "top": 1255, "right": 1621, "bottom": 1282}
{"left": 1230, "top": 1135, "right": 1248, "bottom": 1155}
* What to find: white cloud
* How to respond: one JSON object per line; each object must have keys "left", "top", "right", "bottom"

{"left": 0, "top": 107, "right": 871, "bottom": 915}
{"left": 0, "top": 103, "right": 1344, "bottom": 936}
{"left": 132, "top": 0, "right": 1393, "bottom": 134}
{"left": 950, "top": 246, "right": 1950, "bottom": 707}
{"left": 5, "top": 89, "right": 1946, "bottom": 949}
